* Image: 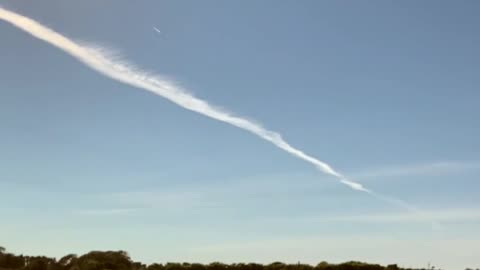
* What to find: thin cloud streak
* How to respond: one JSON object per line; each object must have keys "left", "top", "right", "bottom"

{"left": 0, "top": 6, "right": 367, "bottom": 192}
{"left": 351, "top": 161, "right": 480, "bottom": 181}
{"left": 75, "top": 208, "right": 143, "bottom": 216}
{"left": 86, "top": 189, "right": 480, "bottom": 223}
{"left": 321, "top": 208, "right": 480, "bottom": 223}
{"left": 2, "top": 7, "right": 434, "bottom": 218}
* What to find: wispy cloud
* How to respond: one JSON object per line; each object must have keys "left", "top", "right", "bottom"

{"left": 82, "top": 181, "right": 480, "bottom": 224}
{"left": 75, "top": 208, "right": 143, "bottom": 216}
{"left": 320, "top": 208, "right": 480, "bottom": 223}
{"left": 103, "top": 190, "right": 209, "bottom": 210}
{"left": 350, "top": 161, "right": 480, "bottom": 181}
{"left": 0, "top": 6, "right": 369, "bottom": 194}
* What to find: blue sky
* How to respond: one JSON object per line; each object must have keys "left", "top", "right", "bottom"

{"left": 0, "top": 1, "right": 479, "bottom": 269}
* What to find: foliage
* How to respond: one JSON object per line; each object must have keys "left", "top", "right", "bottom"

{"left": 0, "top": 246, "right": 434, "bottom": 270}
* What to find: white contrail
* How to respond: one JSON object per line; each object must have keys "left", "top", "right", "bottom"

{"left": 0, "top": 7, "right": 369, "bottom": 193}
{"left": 153, "top": 26, "right": 161, "bottom": 34}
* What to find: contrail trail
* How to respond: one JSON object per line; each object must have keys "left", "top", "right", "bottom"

{"left": 153, "top": 26, "right": 161, "bottom": 34}
{"left": 0, "top": 7, "right": 373, "bottom": 194}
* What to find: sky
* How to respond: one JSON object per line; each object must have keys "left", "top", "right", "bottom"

{"left": 0, "top": 1, "right": 479, "bottom": 269}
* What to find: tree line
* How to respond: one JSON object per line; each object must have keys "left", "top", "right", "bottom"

{"left": 0, "top": 246, "right": 436, "bottom": 270}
